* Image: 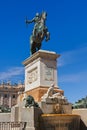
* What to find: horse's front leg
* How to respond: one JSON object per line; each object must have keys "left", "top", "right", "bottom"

{"left": 37, "top": 43, "right": 41, "bottom": 51}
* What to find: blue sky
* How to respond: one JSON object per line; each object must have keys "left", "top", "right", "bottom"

{"left": 0, "top": 0, "right": 87, "bottom": 103}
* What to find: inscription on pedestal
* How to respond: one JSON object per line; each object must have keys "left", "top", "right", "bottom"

{"left": 27, "top": 67, "right": 38, "bottom": 84}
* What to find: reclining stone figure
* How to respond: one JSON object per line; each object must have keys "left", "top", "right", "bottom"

{"left": 41, "top": 83, "right": 68, "bottom": 104}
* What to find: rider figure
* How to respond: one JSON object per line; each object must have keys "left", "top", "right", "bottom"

{"left": 26, "top": 13, "right": 41, "bottom": 37}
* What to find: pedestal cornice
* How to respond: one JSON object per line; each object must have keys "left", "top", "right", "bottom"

{"left": 22, "top": 50, "right": 60, "bottom": 66}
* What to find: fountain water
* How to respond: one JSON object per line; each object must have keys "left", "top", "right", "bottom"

{"left": 40, "top": 114, "right": 80, "bottom": 130}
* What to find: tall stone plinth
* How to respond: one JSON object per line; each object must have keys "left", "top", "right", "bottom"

{"left": 22, "top": 50, "right": 63, "bottom": 101}
{"left": 23, "top": 50, "right": 60, "bottom": 91}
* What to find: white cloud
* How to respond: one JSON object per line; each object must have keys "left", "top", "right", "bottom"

{"left": 58, "top": 46, "right": 87, "bottom": 67}
{"left": 59, "top": 70, "right": 87, "bottom": 83}
{"left": 0, "top": 67, "right": 24, "bottom": 81}
{"left": 58, "top": 46, "right": 87, "bottom": 83}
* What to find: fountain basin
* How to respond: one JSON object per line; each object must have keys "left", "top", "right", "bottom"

{"left": 40, "top": 114, "right": 80, "bottom": 130}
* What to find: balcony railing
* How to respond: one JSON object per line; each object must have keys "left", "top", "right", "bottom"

{"left": 0, "top": 122, "right": 26, "bottom": 130}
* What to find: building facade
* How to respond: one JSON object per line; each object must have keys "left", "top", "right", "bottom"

{"left": 0, "top": 82, "right": 24, "bottom": 108}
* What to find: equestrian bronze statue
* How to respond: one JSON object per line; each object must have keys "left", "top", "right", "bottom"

{"left": 25, "top": 12, "right": 50, "bottom": 55}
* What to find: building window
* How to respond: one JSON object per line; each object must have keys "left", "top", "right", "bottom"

{"left": 13, "top": 94, "right": 16, "bottom": 98}
{"left": 5, "top": 86, "right": 8, "bottom": 89}
{"left": 4, "top": 94, "right": 7, "bottom": 98}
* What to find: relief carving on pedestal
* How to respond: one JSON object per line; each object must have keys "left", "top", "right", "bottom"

{"left": 44, "top": 66, "right": 54, "bottom": 81}
{"left": 27, "top": 67, "right": 38, "bottom": 84}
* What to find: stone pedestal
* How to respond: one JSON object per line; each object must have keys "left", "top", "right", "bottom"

{"left": 22, "top": 50, "right": 62, "bottom": 102}
{"left": 11, "top": 106, "right": 42, "bottom": 130}
{"left": 23, "top": 50, "right": 60, "bottom": 91}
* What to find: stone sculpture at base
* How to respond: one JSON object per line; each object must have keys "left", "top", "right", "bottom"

{"left": 41, "top": 83, "right": 68, "bottom": 103}
{"left": 40, "top": 83, "right": 72, "bottom": 114}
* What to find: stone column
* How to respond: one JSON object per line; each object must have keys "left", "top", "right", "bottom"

{"left": 9, "top": 94, "right": 12, "bottom": 108}
{"left": 1, "top": 94, "right": 3, "bottom": 105}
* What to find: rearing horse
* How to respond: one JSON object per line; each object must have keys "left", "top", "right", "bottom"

{"left": 26, "top": 12, "right": 50, "bottom": 55}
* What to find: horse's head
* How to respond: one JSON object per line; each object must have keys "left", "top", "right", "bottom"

{"left": 41, "top": 11, "right": 47, "bottom": 21}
